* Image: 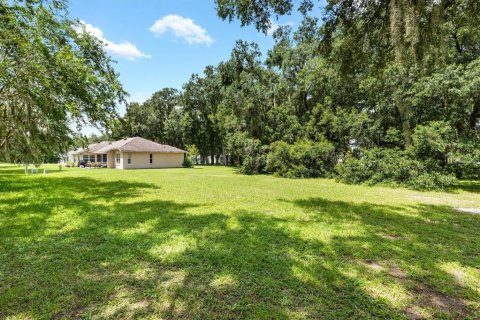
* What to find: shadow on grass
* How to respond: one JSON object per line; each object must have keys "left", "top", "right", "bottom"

{"left": 1, "top": 169, "right": 479, "bottom": 319}
{"left": 285, "top": 198, "right": 480, "bottom": 319}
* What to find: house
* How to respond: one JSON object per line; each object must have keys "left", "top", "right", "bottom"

{"left": 68, "top": 137, "right": 186, "bottom": 169}
{"left": 67, "top": 141, "right": 111, "bottom": 165}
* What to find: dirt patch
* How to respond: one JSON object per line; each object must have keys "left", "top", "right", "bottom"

{"left": 379, "top": 233, "right": 404, "bottom": 240}
{"left": 389, "top": 265, "right": 408, "bottom": 279}
{"left": 360, "top": 259, "right": 385, "bottom": 272}
{"left": 454, "top": 207, "right": 480, "bottom": 215}
{"left": 405, "top": 306, "right": 428, "bottom": 320}
{"left": 406, "top": 283, "right": 469, "bottom": 320}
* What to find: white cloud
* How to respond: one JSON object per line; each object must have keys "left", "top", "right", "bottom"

{"left": 149, "top": 15, "right": 213, "bottom": 46}
{"left": 266, "top": 20, "right": 294, "bottom": 36}
{"left": 78, "top": 21, "right": 151, "bottom": 60}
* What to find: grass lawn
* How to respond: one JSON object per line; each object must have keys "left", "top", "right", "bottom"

{"left": 0, "top": 163, "right": 479, "bottom": 319}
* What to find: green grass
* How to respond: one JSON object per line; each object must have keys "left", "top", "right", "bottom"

{"left": 0, "top": 163, "right": 479, "bottom": 319}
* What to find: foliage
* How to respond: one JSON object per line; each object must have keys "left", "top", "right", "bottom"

{"left": 266, "top": 140, "right": 336, "bottom": 178}
{"left": 182, "top": 156, "right": 193, "bottom": 168}
{"left": 186, "top": 144, "right": 199, "bottom": 164}
{"left": 410, "top": 172, "right": 458, "bottom": 191}
{"left": 408, "top": 121, "right": 454, "bottom": 168}
{"left": 237, "top": 138, "right": 267, "bottom": 175}
{"left": 0, "top": 0, "right": 126, "bottom": 164}
{"left": 118, "top": 88, "right": 181, "bottom": 145}
{"left": 336, "top": 148, "right": 457, "bottom": 190}
{"left": 449, "top": 139, "right": 480, "bottom": 180}
{"left": 109, "top": 0, "right": 480, "bottom": 189}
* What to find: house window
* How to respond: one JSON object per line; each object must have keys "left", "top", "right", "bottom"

{"left": 128, "top": 153, "right": 132, "bottom": 165}
{"left": 102, "top": 154, "right": 107, "bottom": 162}
{"left": 116, "top": 153, "right": 120, "bottom": 165}
{"left": 96, "top": 154, "right": 101, "bottom": 162}
{"left": 83, "top": 155, "right": 95, "bottom": 162}
{"left": 149, "top": 153, "right": 153, "bottom": 164}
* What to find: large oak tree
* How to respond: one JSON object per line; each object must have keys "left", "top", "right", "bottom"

{"left": 0, "top": 0, "right": 126, "bottom": 166}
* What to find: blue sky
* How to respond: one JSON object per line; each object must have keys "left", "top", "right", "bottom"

{"left": 68, "top": 1, "right": 326, "bottom": 135}
{"left": 68, "top": 1, "right": 313, "bottom": 113}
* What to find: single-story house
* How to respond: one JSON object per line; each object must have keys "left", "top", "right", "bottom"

{"left": 68, "top": 137, "right": 186, "bottom": 169}
{"left": 67, "top": 141, "right": 111, "bottom": 165}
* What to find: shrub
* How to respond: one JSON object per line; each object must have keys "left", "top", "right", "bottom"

{"left": 335, "top": 147, "right": 457, "bottom": 190}
{"left": 238, "top": 140, "right": 268, "bottom": 175}
{"left": 408, "top": 121, "right": 454, "bottom": 170}
{"left": 182, "top": 157, "right": 193, "bottom": 168}
{"left": 336, "top": 148, "right": 416, "bottom": 185}
{"left": 266, "top": 140, "right": 336, "bottom": 178}
{"left": 448, "top": 140, "right": 480, "bottom": 180}
{"left": 409, "top": 172, "right": 457, "bottom": 190}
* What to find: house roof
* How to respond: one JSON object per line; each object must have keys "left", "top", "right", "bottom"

{"left": 93, "top": 137, "right": 186, "bottom": 154}
{"left": 87, "top": 141, "right": 112, "bottom": 152}
{"left": 69, "top": 141, "right": 112, "bottom": 154}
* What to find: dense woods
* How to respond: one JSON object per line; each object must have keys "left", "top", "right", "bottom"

{"left": 111, "top": 0, "right": 480, "bottom": 189}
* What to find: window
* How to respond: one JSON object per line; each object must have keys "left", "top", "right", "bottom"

{"left": 116, "top": 153, "right": 120, "bottom": 165}
{"left": 127, "top": 153, "right": 132, "bottom": 165}
{"left": 96, "top": 154, "right": 101, "bottom": 162}
{"left": 149, "top": 153, "right": 153, "bottom": 164}
{"left": 83, "top": 155, "right": 95, "bottom": 162}
{"left": 102, "top": 154, "right": 107, "bottom": 162}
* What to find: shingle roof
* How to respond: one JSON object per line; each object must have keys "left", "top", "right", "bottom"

{"left": 94, "top": 137, "right": 186, "bottom": 154}
{"left": 87, "top": 141, "right": 112, "bottom": 153}
{"left": 69, "top": 141, "right": 111, "bottom": 154}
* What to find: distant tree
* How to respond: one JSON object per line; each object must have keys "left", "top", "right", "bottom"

{"left": 186, "top": 144, "right": 199, "bottom": 164}
{"left": 164, "top": 107, "right": 184, "bottom": 148}
{"left": 118, "top": 88, "right": 181, "bottom": 143}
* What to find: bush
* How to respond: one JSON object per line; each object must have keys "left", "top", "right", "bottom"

{"left": 335, "top": 147, "right": 457, "bottom": 190}
{"left": 408, "top": 121, "right": 454, "bottom": 170}
{"left": 266, "top": 140, "right": 336, "bottom": 178}
{"left": 238, "top": 139, "right": 268, "bottom": 175}
{"left": 409, "top": 172, "right": 457, "bottom": 190}
{"left": 448, "top": 140, "right": 480, "bottom": 180}
{"left": 182, "top": 157, "right": 193, "bottom": 168}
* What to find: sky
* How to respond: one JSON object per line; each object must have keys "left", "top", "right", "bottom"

{"left": 68, "top": 0, "right": 324, "bottom": 134}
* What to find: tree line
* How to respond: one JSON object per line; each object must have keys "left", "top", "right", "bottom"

{"left": 111, "top": 0, "right": 480, "bottom": 189}
{"left": 1, "top": 0, "right": 479, "bottom": 189}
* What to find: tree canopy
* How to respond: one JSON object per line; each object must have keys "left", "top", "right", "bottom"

{"left": 114, "top": 0, "right": 479, "bottom": 189}
{"left": 0, "top": 0, "right": 126, "bottom": 164}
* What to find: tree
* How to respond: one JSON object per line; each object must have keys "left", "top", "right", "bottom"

{"left": 0, "top": 0, "right": 126, "bottom": 168}
{"left": 107, "top": 0, "right": 479, "bottom": 188}
{"left": 186, "top": 144, "right": 199, "bottom": 164}
{"left": 120, "top": 88, "right": 181, "bottom": 142}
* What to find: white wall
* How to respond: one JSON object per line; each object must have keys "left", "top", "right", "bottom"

{"left": 120, "top": 152, "right": 184, "bottom": 169}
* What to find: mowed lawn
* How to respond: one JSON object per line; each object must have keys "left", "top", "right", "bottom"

{"left": 0, "top": 164, "right": 479, "bottom": 319}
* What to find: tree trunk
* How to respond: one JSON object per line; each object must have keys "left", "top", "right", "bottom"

{"left": 24, "top": 162, "right": 28, "bottom": 175}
